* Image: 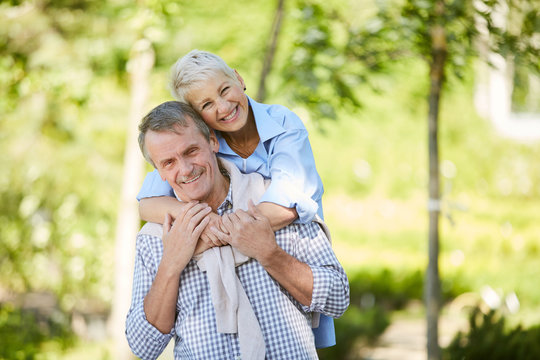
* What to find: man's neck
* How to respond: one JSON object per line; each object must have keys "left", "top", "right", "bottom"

{"left": 208, "top": 169, "right": 230, "bottom": 212}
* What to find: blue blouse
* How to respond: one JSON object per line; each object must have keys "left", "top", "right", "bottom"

{"left": 137, "top": 96, "right": 324, "bottom": 223}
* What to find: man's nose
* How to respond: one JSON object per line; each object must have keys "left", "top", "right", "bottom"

{"left": 177, "top": 159, "right": 194, "bottom": 177}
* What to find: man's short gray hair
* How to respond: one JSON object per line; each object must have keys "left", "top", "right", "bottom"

{"left": 138, "top": 101, "right": 212, "bottom": 167}
{"left": 169, "top": 50, "right": 239, "bottom": 103}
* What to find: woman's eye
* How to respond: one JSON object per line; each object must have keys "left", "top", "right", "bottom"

{"left": 202, "top": 102, "right": 211, "bottom": 110}
{"left": 221, "top": 86, "right": 229, "bottom": 94}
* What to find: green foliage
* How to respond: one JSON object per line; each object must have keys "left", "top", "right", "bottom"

{"left": 317, "top": 268, "right": 468, "bottom": 359}
{"left": 0, "top": 0, "right": 538, "bottom": 356}
{"left": 282, "top": 0, "right": 539, "bottom": 121}
{"left": 444, "top": 307, "right": 540, "bottom": 359}
{"left": 0, "top": 303, "right": 74, "bottom": 360}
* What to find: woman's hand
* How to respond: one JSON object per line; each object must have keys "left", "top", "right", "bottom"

{"left": 193, "top": 212, "right": 229, "bottom": 255}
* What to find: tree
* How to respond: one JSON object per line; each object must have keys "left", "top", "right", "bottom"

{"left": 257, "top": 0, "right": 286, "bottom": 102}
{"left": 283, "top": 0, "right": 538, "bottom": 358}
{"left": 108, "top": 38, "right": 155, "bottom": 360}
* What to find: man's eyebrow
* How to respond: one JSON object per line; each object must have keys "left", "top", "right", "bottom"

{"left": 183, "top": 144, "right": 199, "bottom": 154}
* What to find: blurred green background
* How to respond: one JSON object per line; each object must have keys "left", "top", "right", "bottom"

{"left": 1, "top": 0, "right": 539, "bottom": 359}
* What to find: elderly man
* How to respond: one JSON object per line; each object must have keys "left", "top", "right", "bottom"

{"left": 125, "top": 101, "right": 349, "bottom": 360}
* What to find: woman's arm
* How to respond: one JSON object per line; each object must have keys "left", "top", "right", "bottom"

{"left": 139, "top": 196, "right": 184, "bottom": 223}
{"left": 256, "top": 202, "right": 298, "bottom": 231}
{"left": 260, "top": 127, "right": 323, "bottom": 223}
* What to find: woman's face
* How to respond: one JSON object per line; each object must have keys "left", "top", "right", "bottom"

{"left": 186, "top": 70, "right": 250, "bottom": 134}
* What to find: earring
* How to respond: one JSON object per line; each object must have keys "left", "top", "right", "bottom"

{"left": 244, "top": 87, "right": 246, "bottom": 91}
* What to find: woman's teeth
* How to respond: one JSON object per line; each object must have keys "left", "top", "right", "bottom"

{"left": 223, "top": 107, "right": 237, "bottom": 121}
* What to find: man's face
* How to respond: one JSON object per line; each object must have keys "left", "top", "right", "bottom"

{"left": 186, "top": 70, "right": 250, "bottom": 134}
{"left": 145, "top": 119, "right": 224, "bottom": 207}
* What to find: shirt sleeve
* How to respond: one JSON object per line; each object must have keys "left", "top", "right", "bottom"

{"left": 137, "top": 169, "right": 175, "bottom": 201}
{"left": 125, "top": 234, "right": 174, "bottom": 359}
{"left": 259, "top": 128, "right": 323, "bottom": 223}
{"left": 292, "top": 223, "right": 350, "bottom": 318}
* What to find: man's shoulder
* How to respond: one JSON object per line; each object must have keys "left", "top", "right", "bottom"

{"left": 136, "top": 223, "right": 164, "bottom": 253}
{"left": 138, "top": 222, "right": 163, "bottom": 238}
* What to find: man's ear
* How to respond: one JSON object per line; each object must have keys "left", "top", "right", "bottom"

{"left": 209, "top": 130, "right": 219, "bottom": 153}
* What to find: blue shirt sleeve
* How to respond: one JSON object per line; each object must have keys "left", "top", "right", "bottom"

{"left": 137, "top": 169, "right": 175, "bottom": 201}
{"left": 258, "top": 127, "right": 323, "bottom": 223}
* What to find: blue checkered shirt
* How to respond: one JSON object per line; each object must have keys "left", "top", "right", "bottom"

{"left": 126, "top": 186, "right": 349, "bottom": 360}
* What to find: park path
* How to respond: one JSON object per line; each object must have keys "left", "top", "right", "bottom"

{"left": 362, "top": 308, "right": 468, "bottom": 360}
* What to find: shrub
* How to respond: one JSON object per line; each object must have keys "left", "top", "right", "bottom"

{"left": 0, "top": 303, "right": 74, "bottom": 360}
{"left": 444, "top": 306, "right": 540, "bottom": 360}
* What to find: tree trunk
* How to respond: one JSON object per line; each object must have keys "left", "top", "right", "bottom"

{"left": 256, "top": 0, "right": 285, "bottom": 102}
{"left": 108, "top": 38, "right": 155, "bottom": 360}
{"left": 426, "top": 3, "right": 446, "bottom": 359}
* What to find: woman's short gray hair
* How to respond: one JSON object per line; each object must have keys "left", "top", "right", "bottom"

{"left": 138, "top": 101, "right": 211, "bottom": 167}
{"left": 169, "top": 50, "right": 239, "bottom": 103}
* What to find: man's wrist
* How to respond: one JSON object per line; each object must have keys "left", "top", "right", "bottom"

{"left": 159, "top": 254, "right": 187, "bottom": 279}
{"left": 257, "top": 244, "right": 285, "bottom": 269}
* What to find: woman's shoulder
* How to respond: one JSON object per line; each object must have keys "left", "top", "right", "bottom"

{"left": 260, "top": 102, "right": 306, "bottom": 130}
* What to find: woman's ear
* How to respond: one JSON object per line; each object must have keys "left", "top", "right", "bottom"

{"left": 234, "top": 69, "right": 246, "bottom": 91}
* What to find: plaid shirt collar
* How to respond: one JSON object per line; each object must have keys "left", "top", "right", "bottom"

{"left": 216, "top": 175, "right": 233, "bottom": 216}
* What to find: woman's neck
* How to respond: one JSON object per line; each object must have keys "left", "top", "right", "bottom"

{"left": 222, "top": 107, "right": 260, "bottom": 159}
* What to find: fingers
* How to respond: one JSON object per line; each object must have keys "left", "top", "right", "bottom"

{"left": 210, "top": 226, "right": 230, "bottom": 245}
{"left": 201, "top": 230, "right": 223, "bottom": 247}
{"left": 192, "top": 216, "right": 210, "bottom": 240}
{"left": 184, "top": 204, "right": 212, "bottom": 232}
{"left": 247, "top": 200, "right": 260, "bottom": 217}
{"left": 169, "top": 202, "right": 211, "bottom": 236}
{"left": 221, "top": 212, "right": 237, "bottom": 233}
{"left": 247, "top": 201, "right": 271, "bottom": 225}
{"left": 163, "top": 213, "right": 173, "bottom": 234}
{"left": 234, "top": 209, "right": 256, "bottom": 223}
{"left": 175, "top": 201, "right": 201, "bottom": 223}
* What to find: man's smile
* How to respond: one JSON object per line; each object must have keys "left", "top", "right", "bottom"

{"left": 181, "top": 173, "right": 201, "bottom": 184}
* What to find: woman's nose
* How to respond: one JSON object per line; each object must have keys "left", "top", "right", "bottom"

{"left": 216, "top": 97, "right": 229, "bottom": 113}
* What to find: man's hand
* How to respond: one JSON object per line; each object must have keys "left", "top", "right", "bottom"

{"left": 223, "top": 201, "right": 314, "bottom": 306}
{"left": 161, "top": 201, "right": 211, "bottom": 272}
{"left": 221, "top": 201, "right": 279, "bottom": 265}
